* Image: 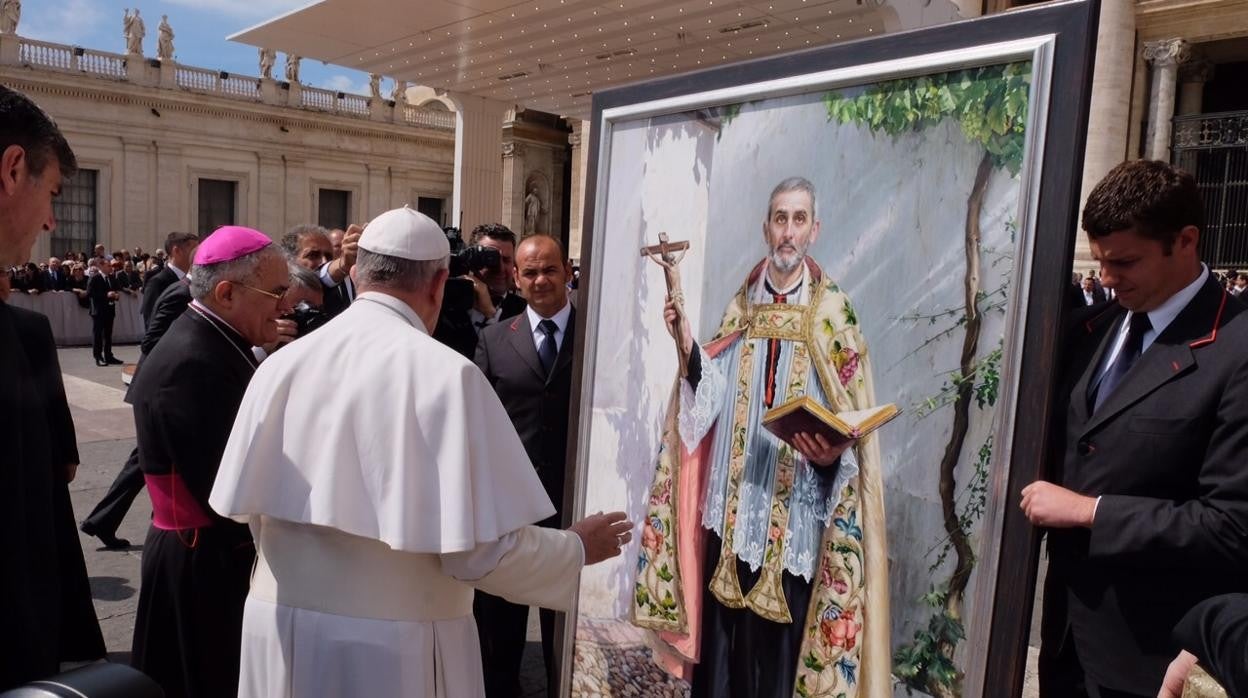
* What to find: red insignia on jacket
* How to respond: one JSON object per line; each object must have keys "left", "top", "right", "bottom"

{"left": 1188, "top": 291, "right": 1228, "bottom": 349}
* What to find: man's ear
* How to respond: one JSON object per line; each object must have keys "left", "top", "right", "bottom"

{"left": 1176, "top": 225, "right": 1200, "bottom": 256}
{"left": 213, "top": 280, "right": 235, "bottom": 308}
{"left": 0, "top": 145, "right": 27, "bottom": 196}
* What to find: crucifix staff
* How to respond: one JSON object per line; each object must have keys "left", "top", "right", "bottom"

{"left": 640, "top": 233, "right": 693, "bottom": 377}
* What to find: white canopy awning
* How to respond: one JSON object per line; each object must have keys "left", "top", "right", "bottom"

{"left": 231, "top": 0, "right": 963, "bottom": 119}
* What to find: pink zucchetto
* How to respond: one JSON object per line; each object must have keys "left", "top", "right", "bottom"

{"left": 193, "top": 226, "right": 273, "bottom": 265}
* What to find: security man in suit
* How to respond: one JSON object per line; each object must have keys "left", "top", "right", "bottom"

{"left": 139, "top": 232, "right": 198, "bottom": 328}
{"left": 473, "top": 234, "right": 576, "bottom": 698}
{"left": 86, "top": 260, "right": 122, "bottom": 366}
{"left": 82, "top": 231, "right": 199, "bottom": 549}
{"left": 1025, "top": 160, "right": 1248, "bottom": 698}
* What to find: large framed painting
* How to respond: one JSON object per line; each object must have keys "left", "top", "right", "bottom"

{"left": 562, "top": 2, "right": 1098, "bottom": 696}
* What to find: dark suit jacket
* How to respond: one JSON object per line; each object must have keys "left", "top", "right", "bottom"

{"left": 10, "top": 306, "right": 106, "bottom": 663}
{"left": 43, "top": 269, "right": 69, "bottom": 292}
{"left": 85, "top": 273, "right": 117, "bottom": 317}
{"left": 474, "top": 307, "right": 576, "bottom": 522}
{"left": 0, "top": 303, "right": 70, "bottom": 687}
{"left": 140, "top": 265, "right": 179, "bottom": 324}
{"left": 1174, "top": 593, "right": 1248, "bottom": 698}
{"left": 1044, "top": 275, "right": 1248, "bottom": 694}
{"left": 140, "top": 279, "right": 192, "bottom": 357}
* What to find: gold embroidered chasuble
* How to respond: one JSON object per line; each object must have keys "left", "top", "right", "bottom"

{"left": 633, "top": 258, "right": 891, "bottom": 698}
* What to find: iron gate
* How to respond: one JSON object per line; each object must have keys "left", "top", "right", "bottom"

{"left": 1172, "top": 110, "right": 1248, "bottom": 268}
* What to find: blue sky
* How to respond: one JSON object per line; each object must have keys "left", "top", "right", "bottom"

{"left": 19, "top": 0, "right": 374, "bottom": 95}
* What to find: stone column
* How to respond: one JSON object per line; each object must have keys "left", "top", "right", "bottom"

{"left": 1073, "top": 0, "right": 1135, "bottom": 267}
{"left": 259, "top": 78, "right": 281, "bottom": 106}
{"left": 257, "top": 153, "right": 285, "bottom": 236}
{"left": 444, "top": 92, "right": 508, "bottom": 231}
{"left": 283, "top": 156, "right": 309, "bottom": 227}
{"left": 366, "top": 164, "right": 389, "bottom": 220}
{"left": 1177, "top": 60, "right": 1213, "bottom": 116}
{"left": 500, "top": 141, "right": 526, "bottom": 233}
{"left": 159, "top": 59, "right": 176, "bottom": 89}
{"left": 121, "top": 139, "right": 155, "bottom": 250}
{"left": 154, "top": 143, "right": 184, "bottom": 237}
{"left": 551, "top": 147, "right": 567, "bottom": 241}
{"left": 567, "top": 120, "right": 590, "bottom": 262}
{"left": 1143, "top": 38, "right": 1191, "bottom": 161}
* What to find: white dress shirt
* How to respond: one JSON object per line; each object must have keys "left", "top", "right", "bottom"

{"left": 1095, "top": 264, "right": 1208, "bottom": 382}
{"left": 526, "top": 301, "right": 571, "bottom": 354}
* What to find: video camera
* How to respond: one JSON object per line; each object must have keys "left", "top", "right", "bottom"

{"left": 435, "top": 226, "right": 501, "bottom": 358}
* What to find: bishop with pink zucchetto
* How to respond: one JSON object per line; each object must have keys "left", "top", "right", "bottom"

{"left": 128, "top": 224, "right": 292, "bottom": 698}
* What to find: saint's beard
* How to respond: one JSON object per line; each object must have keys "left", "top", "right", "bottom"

{"left": 769, "top": 243, "right": 807, "bottom": 275}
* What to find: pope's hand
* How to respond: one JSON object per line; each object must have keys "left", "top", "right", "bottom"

{"left": 790, "top": 432, "right": 855, "bottom": 467}
{"left": 1159, "top": 650, "right": 1199, "bottom": 698}
{"left": 663, "top": 295, "right": 693, "bottom": 357}
{"left": 1020, "top": 480, "right": 1097, "bottom": 528}
{"left": 569, "top": 511, "right": 633, "bottom": 565}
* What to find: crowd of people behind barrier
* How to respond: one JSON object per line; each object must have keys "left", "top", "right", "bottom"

{"left": 2, "top": 244, "right": 167, "bottom": 304}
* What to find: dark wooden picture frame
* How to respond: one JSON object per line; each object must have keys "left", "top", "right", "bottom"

{"left": 559, "top": 2, "right": 1099, "bottom": 695}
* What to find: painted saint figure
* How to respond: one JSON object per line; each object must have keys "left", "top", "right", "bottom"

{"left": 123, "top": 8, "right": 145, "bottom": 56}
{"left": 1, "top": 0, "right": 20, "bottom": 35}
{"left": 635, "top": 177, "right": 891, "bottom": 697}
{"left": 156, "top": 15, "right": 173, "bottom": 62}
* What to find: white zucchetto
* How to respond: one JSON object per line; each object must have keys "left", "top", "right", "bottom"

{"left": 358, "top": 205, "right": 450, "bottom": 261}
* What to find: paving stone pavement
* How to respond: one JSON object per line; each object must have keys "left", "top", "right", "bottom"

{"left": 61, "top": 345, "right": 551, "bottom": 694}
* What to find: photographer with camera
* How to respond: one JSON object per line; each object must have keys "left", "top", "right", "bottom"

{"left": 434, "top": 223, "right": 527, "bottom": 358}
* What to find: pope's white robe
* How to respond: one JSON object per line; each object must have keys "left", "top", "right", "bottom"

{"left": 209, "top": 292, "right": 584, "bottom": 698}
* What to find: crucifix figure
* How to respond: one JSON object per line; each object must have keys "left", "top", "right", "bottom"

{"left": 641, "top": 232, "right": 692, "bottom": 376}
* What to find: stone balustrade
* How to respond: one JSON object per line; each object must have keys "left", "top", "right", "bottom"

{"left": 1, "top": 34, "right": 455, "bottom": 131}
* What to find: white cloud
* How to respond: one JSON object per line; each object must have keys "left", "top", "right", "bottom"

{"left": 317, "top": 74, "right": 370, "bottom": 96}
{"left": 161, "top": 0, "right": 310, "bottom": 21}
{"left": 20, "top": 0, "right": 108, "bottom": 46}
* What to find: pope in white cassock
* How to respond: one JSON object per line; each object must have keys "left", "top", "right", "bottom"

{"left": 209, "top": 206, "right": 632, "bottom": 697}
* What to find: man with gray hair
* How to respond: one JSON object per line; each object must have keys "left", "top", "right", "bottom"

{"left": 128, "top": 225, "right": 291, "bottom": 698}
{"left": 211, "top": 206, "right": 632, "bottom": 697}
{"left": 639, "top": 176, "right": 891, "bottom": 697}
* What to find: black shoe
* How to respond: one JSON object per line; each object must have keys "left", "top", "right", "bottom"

{"left": 95, "top": 358, "right": 107, "bottom": 367}
{"left": 105, "top": 356, "right": 124, "bottom": 365}
{"left": 80, "top": 522, "right": 131, "bottom": 550}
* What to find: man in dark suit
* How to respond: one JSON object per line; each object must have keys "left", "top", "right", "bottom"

{"left": 1026, "top": 160, "right": 1248, "bottom": 698}
{"left": 86, "top": 260, "right": 122, "bottom": 366}
{"left": 1079, "top": 276, "right": 1107, "bottom": 306}
{"left": 473, "top": 234, "right": 576, "bottom": 698}
{"left": 44, "top": 256, "right": 69, "bottom": 291}
{"left": 0, "top": 82, "right": 90, "bottom": 691}
{"left": 139, "top": 231, "right": 198, "bottom": 328}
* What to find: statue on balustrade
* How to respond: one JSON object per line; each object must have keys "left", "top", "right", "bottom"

{"left": 391, "top": 79, "right": 408, "bottom": 107}
{"left": 156, "top": 15, "right": 174, "bottom": 62}
{"left": 1, "top": 0, "right": 19, "bottom": 35}
{"left": 285, "top": 53, "right": 301, "bottom": 83}
{"left": 368, "top": 73, "right": 382, "bottom": 101}
{"left": 258, "top": 48, "right": 276, "bottom": 79}
{"left": 123, "top": 8, "right": 145, "bottom": 56}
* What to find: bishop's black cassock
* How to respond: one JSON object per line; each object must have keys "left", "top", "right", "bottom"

{"left": 128, "top": 305, "right": 258, "bottom": 698}
{"left": 0, "top": 301, "right": 105, "bottom": 690}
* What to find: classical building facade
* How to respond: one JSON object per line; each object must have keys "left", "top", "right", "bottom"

{"left": 1032, "top": 0, "right": 1248, "bottom": 268}
{"left": 0, "top": 31, "right": 457, "bottom": 262}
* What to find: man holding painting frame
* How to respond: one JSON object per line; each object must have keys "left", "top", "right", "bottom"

{"left": 1024, "top": 159, "right": 1248, "bottom": 698}
{"left": 634, "top": 177, "right": 890, "bottom": 698}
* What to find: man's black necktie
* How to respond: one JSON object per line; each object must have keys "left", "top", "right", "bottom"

{"left": 1091, "top": 312, "right": 1153, "bottom": 412}
{"left": 538, "top": 319, "right": 558, "bottom": 375}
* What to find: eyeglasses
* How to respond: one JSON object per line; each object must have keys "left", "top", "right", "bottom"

{"left": 233, "top": 282, "right": 288, "bottom": 301}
